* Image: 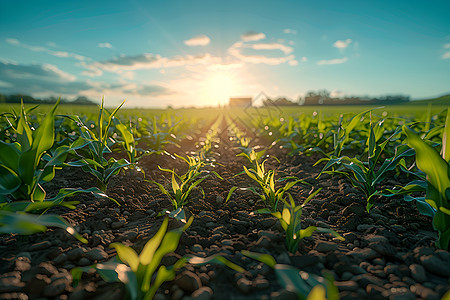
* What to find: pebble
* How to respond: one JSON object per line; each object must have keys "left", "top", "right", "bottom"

{"left": 42, "top": 279, "right": 67, "bottom": 297}
{"left": 53, "top": 253, "right": 68, "bottom": 265}
{"left": 29, "top": 241, "right": 52, "bottom": 251}
{"left": 0, "top": 271, "right": 25, "bottom": 292}
{"left": 174, "top": 271, "right": 201, "bottom": 293}
{"left": 270, "top": 289, "right": 298, "bottom": 300}
{"left": 341, "top": 272, "right": 353, "bottom": 281}
{"left": 221, "top": 239, "right": 233, "bottom": 246}
{"left": 254, "top": 236, "right": 270, "bottom": 248}
{"left": 253, "top": 278, "right": 269, "bottom": 290}
{"left": 66, "top": 247, "right": 86, "bottom": 261}
{"left": 335, "top": 280, "right": 359, "bottom": 291}
{"left": 190, "top": 244, "right": 203, "bottom": 252}
{"left": 236, "top": 278, "right": 252, "bottom": 294}
{"left": 315, "top": 240, "right": 338, "bottom": 253}
{"left": 316, "top": 221, "right": 330, "bottom": 228}
{"left": 110, "top": 220, "right": 125, "bottom": 229}
{"left": 391, "top": 225, "right": 407, "bottom": 233}
{"left": 420, "top": 253, "right": 450, "bottom": 277}
{"left": 409, "top": 264, "right": 426, "bottom": 283}
{"left": 85, "top": 248, "right": 108, "bottom": 261}
{"left": 382, "top": 287, "right": 415, "bottom": 300}
{"left": 35, "top": 262, "right": 58, "bottom": 277}
{"left": 348, "top": 248, "right": 380, "bottom": 261}
{"left": 191, "top": 286, "right": 213, "bottom": 300}
{"left": 145, "top": 209, "right": 156, "bottom": 217}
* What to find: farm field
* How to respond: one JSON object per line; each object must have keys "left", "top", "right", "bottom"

{"left": 0, "top": 101, "right": 449, "bottom": 300}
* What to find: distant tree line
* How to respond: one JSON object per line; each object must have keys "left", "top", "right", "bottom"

{"left": 0, "top": 93, "right": 96, "bottom": 105}
{"left": 263, "top": 89, "right": 410, "bottom": 106}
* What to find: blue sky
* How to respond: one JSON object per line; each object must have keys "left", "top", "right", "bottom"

{"left": 0, "top": 0, "right": 449, "bottom": 108}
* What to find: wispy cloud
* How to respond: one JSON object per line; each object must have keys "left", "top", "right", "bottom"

{"left": 229, "top": 41, "right": 295, "bottom": 65}
{"left": 442, "top": 43, "right": 450, "bottom": 59}
{"left": 301, "top": 56, "right": 307, "bottom": 62}
{"left": 98, "top": 42, "right": 113, "bottom": 49}
{"left": 241, "top": 31, "right": 266, "bottom": 42}
{"left": 317, "top": 57, "right": 348, "bottom": 65}
{"left": 184, "top": 35, "right": 210, "bottom": 46}
{"left": 6, "top": 38, "right": 87, "bottom": 61}
{"left": 283, "top": 28, "right": 297, "bottom": 34}
{"left": 251, "top": 43, "right": 294, "bottom": 55}
{"left": 86, "top": 53, "right": 217, "bottom": 75}
{"left": 333, "top": 39, "right": 352, "bottom": 49}
{"left": 0, "top": 61, "right": 91, "bottom": 95}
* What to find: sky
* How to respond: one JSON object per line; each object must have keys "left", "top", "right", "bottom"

{"left": 0, "top": 0, "right": 449, "bottom": 108}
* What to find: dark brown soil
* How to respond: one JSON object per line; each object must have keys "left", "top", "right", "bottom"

{"left": 0, "top": 116, "right": 449, "bottom": 300}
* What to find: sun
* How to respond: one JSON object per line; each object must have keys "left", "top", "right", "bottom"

{"left": 204, "top": 72, "right": 235, "bottom": 106}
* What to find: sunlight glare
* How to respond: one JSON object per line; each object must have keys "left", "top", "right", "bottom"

{"left": 204, "top": 72, "right": 235, "bottom": 106}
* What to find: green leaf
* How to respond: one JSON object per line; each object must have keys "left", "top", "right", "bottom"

{"left": 0, "top": 141, "right": 21, "bottom": 171}
{"left": 0, "top": 165, "right": 21, "bottom": 194}
{"left": 225, "top": 186, "right": 238, "bottom": 203}
{"left": 404, "top": 126, "right": 450, "bottom": 196}
{"left": 241, "top": 250, "right": 276, "bottom": 268}
{"left": 109, "top": 243, "right": 139, "bottom": 272}
{"left": 442, "top": 108, "right": 450, "bottom": 162}
{"left": 0, "top": 211, "right": 87, "bottom": 243}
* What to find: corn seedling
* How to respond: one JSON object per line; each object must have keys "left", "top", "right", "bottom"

{"left": 72, "top": 217, "right": 243, "bottom": 300}
{"left": 66, "top": 98, "right": 130, "bottom": 192}
{"left": 242, "top": 250, "right": 340, "bottom": 300}
{"left": 242, "top": 160, "right": 308, "bottom": 212}
{"left": 400, "top": 109, "right": 450, "bottom": 250}
{"left": 316, "top": 114, "right": 415, "bottom": 212}
{"left": 256, "top": 189, "right": 344, "bottom": 253}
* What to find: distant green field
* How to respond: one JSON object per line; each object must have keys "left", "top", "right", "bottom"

{"left": 0, "top": 94, "right": 448, "bottom": 121}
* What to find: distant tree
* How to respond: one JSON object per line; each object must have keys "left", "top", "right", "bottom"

{"left": 72, "top": 96, "right": 96, "bottom": 105}
{"left": 0, "top": 93, "right": 6, "bottom": 103}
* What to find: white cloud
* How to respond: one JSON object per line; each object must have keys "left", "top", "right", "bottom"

{"left": 6, "top": 38, "right": 20, "bottom": 45}
{"left": 442, "top": 51, "right": 450, "bottom": 59}
{"left": 241, "top": 31, "right": 266, "bottom": 42}
{"left": 87, "top": 53, "right": 218, "bottom": 74}
{"left": 288, "top": 60, "right": 298, "bottom": 66}
{"left": 333, "top": 39, "right": 352, "bottom": 49}
{"left": 444, "top": 43, "right": 450, "bottom": 49}
{"left": 301, "top": 56, "right": 307, "bottom": 62}
{"left": 46, "top": 42, "right": 57, "bottom": 47}
{"left": 98, "top": 42, "right": 113, "bottom": 49}
{"left": 184, "top": 35, "right": 210, "bottom": 46}
{"left": 229, "top": 41, "right": 295, "bottom": 65}
{"left": 0, "top": 61, "right": 91, "bottom": 95}
{"left": 6, "top": 38, "right": 87, "bottom": 61}
{"left": 283, "top": 29, "right": 297, "bottom": 34}
{"left": 251, "top": 43, "right": 294, "bottom": 55}
{"left": 317, "top": 57, "right": 348, "bottom": 65}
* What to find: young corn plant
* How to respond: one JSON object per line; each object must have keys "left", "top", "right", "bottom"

{"left": 0, "top": 100, "right": 105, "bottom": 242}
{"left": 399, "top": 109, "right": 450, "bottom": 250}
{"left": 256, "top": 189, "right": 344, "bottom": 253}
{"left": 66, "top": 98, "right": 130, "bottom": 192}
{"left": 72, "top": 217, "right": 243, "bottom": 300}
{"left": 316, "top": 115, "right": 414, "bottom": 212}
{"left": 242, "top": 160, "right": 308, "bottom": 212}
{"left": 149, "top": 155, "right": 222, "bottom": 214}
{"left": 242, "top": 250, "right": 340, "bottom": 300}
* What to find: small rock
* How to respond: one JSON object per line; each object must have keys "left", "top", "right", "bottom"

{"left": 420, "top": 253, "right": 450, "bottom": 277}
{"left": 66, "top": 247, "right": 86, "bottom": 261}
{"left": 26, "top": 274, "right": 50, "bottom": 296}
{"left": 77, "top": 258, "right": 91, "bottom": 266}
{"left": 43, "top": 279, "right": 67, "bottom": 297}
{"left": 348, "top": 248, "right": 380, "bottom": 261}
{"left": 117, "top": 230, "right": 138, "bottom": 242}
{"left": 270, "top": 289, "right": 298, "bottom": 300}
{"left": 341, "top": 272, "right": 353, "bottom": 281}
{"left": 253, "top": 278, "right": 269, "bottom": 290}
{"left": 0, "top": 271, "right": 25, "bottom": 292}
{"left": 85, "top": 248, "right": 108, "bottom": 261}
{"left": 391, "top": 225, "right": 406, "bottom": 233}
{"left": 145, "top": 209, "right": 156, "bottom": 217}
{"left": 236, "top": 278, "right": 252, "bottom": 294}
{"left": 53, "top": 253, "right": 68, "bottom": 265}
{"left": 381, "top": 286, "right": 415, "bottom": 300}
{"left": 315, "top": 240, "right": 338, "bottom": 253}
{"left": 174, "top": 271, "right": 201, "bottom": 293}
{"left": 191, "top": 244, "right": 203, "bottom": 253}
{"left": 191, "top": 286, "right": 213, "bottom": 300}
{"left": 409, "top": 264, "right": 426, "bottom": 283}
{"left": 110, "top": 220, "right": 125, "bottom": 229}
{"left": 171, "top": 288, "right": 184, "bottom": 300}
{"left": 335, "top": 280, "right": 359, "bottom": 291}
{"left": 35, "top": 262, "right": 58, "bottom": 276}
{"left": 29, "top": 241, "right": 52, "bottom": 251}
{"left": 255, "top": 236, "right": 270, "bottom": 248}
{"left": 14, "top": 256, "right": 31, "bottom": 272}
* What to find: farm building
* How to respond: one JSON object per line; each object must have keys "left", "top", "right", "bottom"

{"left": 229, "top": 97, "right": 252, "bottom": 107}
